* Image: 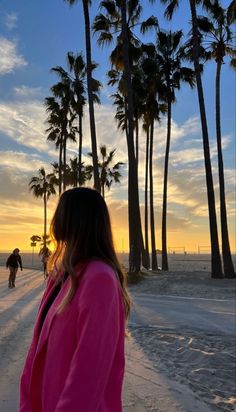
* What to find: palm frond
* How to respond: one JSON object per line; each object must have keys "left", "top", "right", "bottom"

{"left": 141, "top": 16, "right": 159, "bottom": 34}
{"left": 93, "top": 14, "right": 111, "bottom": 33}
{"left": 100, "top": 0, "right": 117, "bottom": 18}
{"left": 97, "top": 31, "right": 113, "bottom": 47}
{"left": 161, "top": 0, "right": 180, "bottom": 20}
{"left": 227, "top": 0, "right": 236, "bottom": 24}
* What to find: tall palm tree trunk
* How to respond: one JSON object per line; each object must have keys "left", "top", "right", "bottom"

{"left": 144, "top": 127, "right": 150, "bottom": 267}
{"left": 149, "top": 118, "right": 158, "bottom": 270}
{"left": 138, "top": 120, "right": 149, "bottom": 270}
{"left": 78, "top": 112, "right": 83, "bottom": 186}
{"left": 135, "top": 116, "right": 139, "bottom": 172}
{"left": 82, "top": 0, "right": 100, "bottom": 193}
{"left": 63, "top": 134, "right": 67, "bottom": 191}
{"left": 216, "top": 61, "right": 235, "bottom": 277}
{"left": 121, "top": 0, "right": 143, "bottom": 273}
{"left": 43, "top": 193, "right": 47, "bottom": 248}
{"left": 162, "top": 93, "right": 171, "bottom": 271}
{"left": 102, "top": 183, "right": 105, "bottom": 199}
{"left": 189, "top": 0, "right": 223, "bottom": 278}
{"left": 59, "top": 136, "right": 63, "bottom": 195}
{"left": 141, "top": 233, "right": 150, "bottom": 269}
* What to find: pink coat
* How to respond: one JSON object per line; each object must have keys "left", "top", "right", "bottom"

{"left": 19, "top": 260, "right": 125, "bottom": 412}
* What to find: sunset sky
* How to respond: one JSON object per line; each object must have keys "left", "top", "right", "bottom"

{"left": 0, "top": 0, "right": 235, "bottom": 253}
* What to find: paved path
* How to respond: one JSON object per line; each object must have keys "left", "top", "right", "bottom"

{"left": 0, "top": 267, "right": 215, "bottom": 412}
{"left": 131, "top": 292, "right": 236, "bottom": 335}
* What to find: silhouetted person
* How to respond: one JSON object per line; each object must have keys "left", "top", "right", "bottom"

{"left": 6, "top": 248, "right": 23, "bottom": 288}
{"left": 39, "top": 246, "right": 51, "bottom": 279}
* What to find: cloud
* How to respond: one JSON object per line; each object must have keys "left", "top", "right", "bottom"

{"left": 0, "top": 100, "right": 50, "bottom": 151}
{"left": 0, "top": 99, "right": 234, "bottom": 248}
{"left": 0, "top": 36, "right": 27, "bottom": 75}
{"left": 0, "top": 151, "right": 47, "bottom": 172}
{"left": 14, "top": 85, "right": 43, "bottom": 98}
{"left": 5, "top": 12, "right": 18, "bottom": 30}
{"left": 0, "top": 99, "right": 78, "bottom": 157}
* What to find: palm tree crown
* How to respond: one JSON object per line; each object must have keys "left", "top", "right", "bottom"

{"left": 88, "top": 145, "right": 124, "bottom": 198}
{"left": 29, "top": 168, "right": 57, "bottom": 247}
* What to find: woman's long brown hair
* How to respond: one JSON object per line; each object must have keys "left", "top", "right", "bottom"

{"left": 48, "top": 187, "right": 131, "bottom": 319}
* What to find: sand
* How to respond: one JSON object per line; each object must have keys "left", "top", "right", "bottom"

{"left": 128, "top": 270, "right": 236, "bottom": 411}
{"left": 132, "top": 270, "right": 236, "bottom": 300}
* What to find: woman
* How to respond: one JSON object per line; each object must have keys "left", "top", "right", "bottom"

{"left": 19, "top": 187, "right": 130, "bottom": 412}
{"left": 6, "top": 248, "right": 23, "bottom": 288}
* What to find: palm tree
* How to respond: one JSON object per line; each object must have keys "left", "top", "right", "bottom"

{"left": 161, "top": 0, "right": 223, "bottom": 278}
{"left": 109, "top": 68, "right": 145, "bottom": 173}
{"left": 141, "top": 45, "right": 167, "bottom": 270}
{"left": 52, "top": 52, "right": 101, "bottom": 187}
{"left": 93, "top": 0, "right": 146, "bottom": 272}
{"left": 109, "top": 71, "right": 151, "bottom": 270}
{"left": 30, "top": 235, "right": 41, "bottom": 265}
{"left": 197, "top": 0, "right": 236, "bottom": 277}
{"left": 51, "top": 161, "right": 70, "bottom": 188}
{"left": 64, "top": 0, "right": 101, "bottom": 192}
{"left": 30, "top": 235, "right": 41, "bottom": 244}
{"left": 45, "top": 97, "right": 64, "bottom": 194}
{"left": 154, "top": 30, "right": 195, "bottom": 271}
{"left": 52, "top": 53, "right": 86, "bottom": 188}
{"left": 111, "top": 90, "right": 128, "bottom": 137}
{"left": 88, "top": 145, "right": 124, "bottom": 198}
{"left": 67, "top": 157, "right": 92, "bottom": 187}
{"left": 50, "top": 78, "right": 77, "bottom": 191}
{"left": 29, "top": 168, "right": 57, "bottom": 248}
{"left": 132, "top": 65, "right": 147, "bottom": 173}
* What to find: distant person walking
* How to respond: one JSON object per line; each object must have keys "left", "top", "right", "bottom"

{"left": 39, "top": 246, "right": 51, "bottom": 279}
{"left": 6, "top": 248, "right": 23, "bottom": 288}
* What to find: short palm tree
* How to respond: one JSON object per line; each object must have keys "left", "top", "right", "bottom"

{"left": 30, "top": 235, "right": 41, "bottom": 265}
{"left": 30, "top": 235, "right": 41, "bottom": 244}
{"left": 29, "top": 168, "right": 57, "bottom": 248}
{"left": 197, "top": 0, "right": 236, "bottom": 277}
{"left": 88, "top": 145, "right": 124, "bottom": 199}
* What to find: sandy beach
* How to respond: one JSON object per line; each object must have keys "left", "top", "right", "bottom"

{"left": 129, "top": 270, "right": 236, "bottom": 411}
{"left": 0, "top": 266, "right": 235, "bottom": 411}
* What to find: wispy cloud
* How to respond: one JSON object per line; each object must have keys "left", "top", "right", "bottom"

{"left": 14, "top": 85, "right": 43, "bottom": 98}
{"left": 0, "top": 36, "right": 27, "bottom": 75}
{"left": 0, "top": 100, "right": 49, "bottom": 151}
{"left": 5, "top": 12, "right": 18, "bottom": 30}
{"left": 0, "top": 151, "right": 46, "bottom": 172}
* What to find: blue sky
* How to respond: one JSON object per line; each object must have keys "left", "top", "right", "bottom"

{"left": 0, "top": 0, "right": 235, "bottom": 252}
{"left": 0, "top": 0, "right": 235, "bottom": 153}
